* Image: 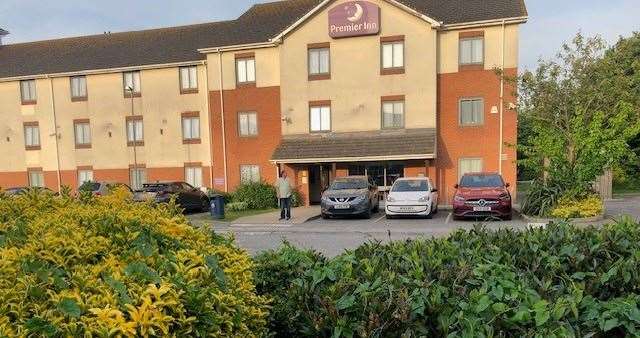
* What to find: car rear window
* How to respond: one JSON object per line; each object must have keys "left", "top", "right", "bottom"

{"left": 329, "top": 178, "right": 367, "bottom": 190}
{"left": 460, "top": 175, "right": 504, "bottom": 188}
{"left": 392, "top": 180, "right": 428, "bottom": 192}
{"left": 141, "top": 184, "right": 171, "bottom": 192}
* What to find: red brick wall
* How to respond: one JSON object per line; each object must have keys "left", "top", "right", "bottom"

{"left": 436, "top": 68, "right": 518, "bottom": 204}
{"left": 209, "top": 86, "right": 282, "bottom": 192}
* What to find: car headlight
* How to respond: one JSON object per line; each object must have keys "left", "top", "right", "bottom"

{"left": 418, "top": 195, "right": 430, "bottom": 202}
{"left": 499, "top": 193, "right": 511, "bottom": 201}
{"left": 387, "top": 195, "right": 396, "bottom": 202}
{"left": 454, "top": 195, "right": 466, "bottom": 202}
{"left": 353, "top": 195, "right": 366, "bottom": 203}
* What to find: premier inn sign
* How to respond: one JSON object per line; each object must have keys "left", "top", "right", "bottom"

{"left": 328, "top": 1, "right": 380, "bottom": 38}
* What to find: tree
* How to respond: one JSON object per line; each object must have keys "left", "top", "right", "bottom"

{"left": 518, "top": 33, "right": 640, "bottom": 200}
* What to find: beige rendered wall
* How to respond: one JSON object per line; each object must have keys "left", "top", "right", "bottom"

{"left": 438, "top": 24, "right": 520, "bottom": 74}
{"left": 206, "top": 47, "right": 281, "bottom": 91}
{"left": 0, "top": 64, "right": 211, "bottom": 174}
{"left": 279, "top": 0, "right": 438, "bottom": 135}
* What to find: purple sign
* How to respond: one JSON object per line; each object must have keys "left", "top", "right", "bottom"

{"left": 328, "top": 1, "right": 380, "bottom": 39}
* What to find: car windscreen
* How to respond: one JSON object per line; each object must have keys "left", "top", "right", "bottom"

{"left": 79, "top": 182, "right": 101, "bottom": 192}
{"left": 141, "top": 184, "right": 172, "bottom": 192}
{"left": 329, "top": 179, "right": 367, "bottom": 190}
{"left": 460, "top": 175, "right": 504, "bottom": 188}
{"left": 391, "top": 180, "right": 428, "bottom": 192}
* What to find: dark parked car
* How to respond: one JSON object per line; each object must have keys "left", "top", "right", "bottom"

{"left": 79, "top": 181, "right": 133, "bottom": 196}
{"left": 3, "top": 187, "right": 54, "bottom": 196}
{"left": 452, "top": 173, "right": 512, "bottom": 220}
{"left": 133, "top": 182, "right": 210, "bottom": 212}
{"left": 321, "top": 176, "right": 379, "bottom": 219}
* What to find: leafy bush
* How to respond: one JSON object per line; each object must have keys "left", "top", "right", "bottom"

{"left": 207, "top": 189, "right": 235, "bottom": 204}
{"left": 226, "top": 201, "right": 249, "bottom": 212}
{"left": 0, "top": 188, "right": 268, "bottom": 336}
{"left": 233, "top": 182, "right": 278, "bottom": 210}
{"left": 256, "top": 219, "right": 640, "bottom": 337}
{"left": 290, "top": 188, "right": 304, "bottom": 208}
{"left": 551, "top": 195, "right": 604, "bottom": 218}
{"left": 521, "top": 180, "right": 564, "bottom": 217}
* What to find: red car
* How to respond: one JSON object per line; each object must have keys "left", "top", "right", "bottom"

{"left": 452, "top": 173, "right": 512, "bottom": 220}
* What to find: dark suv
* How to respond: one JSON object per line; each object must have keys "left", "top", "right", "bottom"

{"left": 320, "top": 176, "right": 379, "bottom": 219}
{"left": 452, "top": 173, "right": 512, "bottom": 220}
{"left": 133, "top": 182, "right": 210, "bottom": 212}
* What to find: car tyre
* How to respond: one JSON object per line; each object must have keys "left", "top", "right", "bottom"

{"left": 502, "top": 212, "right": 513, "bottom": 221}
{"left": 386, "top": 214, "right": 393, "bottom": 220}
{"left": 321, "top": 213, "right": 330, "bottom": 220}
{"left": 425, "top": 212, "right": 433, "bottom": 219}
{"left": 372, "top": 202, "right": 380, "bottom": 213}
{"left": 200, "top": 198, "right": 210, "bottom": 212}
{"left": 363, "top": 205, "right": 372, "bottom": 219}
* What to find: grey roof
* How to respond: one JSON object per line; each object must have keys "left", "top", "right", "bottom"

{"left": 271, "top": 128, "right": 436, "bottom": 162}
{"left": 0, "top": 0, "right": 527, "bottom": 79}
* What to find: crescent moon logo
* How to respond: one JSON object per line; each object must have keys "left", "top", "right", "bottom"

{"left": 347, "top": 3, "right": 364, "bottom": 22}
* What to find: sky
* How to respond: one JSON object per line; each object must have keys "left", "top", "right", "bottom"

{"left": 1, "top": 0, "right": 638, "bottom": 71}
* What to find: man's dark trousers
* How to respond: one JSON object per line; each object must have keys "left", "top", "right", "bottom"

{"left": 280, "top": 197, "right": 291, "bottom": 219}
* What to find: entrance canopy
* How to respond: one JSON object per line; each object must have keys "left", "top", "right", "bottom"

{"left": 271, "top": 128, "right": 436, "bottom": 164}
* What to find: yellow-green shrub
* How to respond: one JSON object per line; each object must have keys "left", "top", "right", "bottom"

{"left": 0, "top": 188, "right": 268, "bottom": 337}
{"left": 551, "top": 194, "right": 603, "bottom": 219}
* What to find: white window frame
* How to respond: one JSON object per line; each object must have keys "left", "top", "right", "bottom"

{"left": 24, "top": 124, "right": 40, "bottom": 148}
{"left": 130, "top": 168, "right": 147, "bottom": 190}
{"left": 459, "top": 37, "right": 484, "bottom": 65}
{"left": 240, "top": 165, "right": 260, "bottom": 184}
{"left": 459, "top": 98, "right": 484, "bottom": 126}
{"left": 182, "top": 116, "right": 200, "bottom": 140}
{"left": 308, "top": 48, "right": 330, "bottom": 76}
{"left": 74, "top": 121, "right": 91, "bottom": 146}
{"left": 126, "top": 119, "right": 144, "bottom": 143}
{"left": 381, "top": 41, "right": 404, "bottom": 69}
{"left": 78, "top": 170, "right": 94, "bottom": 187}
{"left": 185, "top": 166, "right": 203, "bottom": 188}
{"left": 70, "top": 76, "right": 87, "bottom": 99}
{"left": 309, "top": 105, "right": 331, "bottom": 132}
{"left": 458, "top": 158, "right": 484, "bottom": 180}
{"left": 238, "top": 112, "right": 258, "bottom": 137}
{"left": 20, "top": 80, "right": 37, "bottom": 103}
{"left": 179, "top": 66, "right": 198, "bottom": 92}
{"left": 28, "top": 170, "right": 44, "bottom": 188}
{"left": 123, "top": 71, "right": 141, "bottom": 95}
{"left": 382, "top": 100, "right": 405, "bottom": 129}
{"left": 236, "top": 58, "right": 256, "bottom": 84}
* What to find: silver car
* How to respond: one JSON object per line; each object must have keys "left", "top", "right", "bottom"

{"left": 321, "top": 176, "right": 380, "bottom": 219}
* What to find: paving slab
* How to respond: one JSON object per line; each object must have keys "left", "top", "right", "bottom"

{"left": 232, "top": 206, "right": 321, "bottom": 225}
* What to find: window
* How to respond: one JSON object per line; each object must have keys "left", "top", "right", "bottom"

{"left": 28, "top": 169, "right": 44, "bottom": 188}
{"left": 460, "top": 37, "right": 484, "bottom": 65}
{"left": 185, "top": 166, "right": 203, "bottom": 188}
{"left": 238, "top": 112, "right": 258, "bottom": 137}
{"left": 459, "top": 98, "right": 484, "bottom": 126}
{"left": 308, "top": 45, "right": 330, "bottom": 79}
{"left": 123, "top": 71, "right": 141, "bottom": 96}
{"left": 179, "top": 66, "right": 198, "bottom": 93}
{"left": 70, "top": 76, "right": 87, "bottom": 100}
{"left": 24, "top": 123, "right": 40, "bottom": 150}
{"left": 182, "top": 113, "right": 200, "bottom": 143}
{"left": 347, "top": 162, "right": 405, "bottom": 187}
{"left": 382, "top": 100, "right": 405, "bottom": 129}
{"left": 240, "top": 165, "right": 260, "bottom": 183}
{"left": 126, "top": 117, "right": 144, "bottom": 145}
{"left": 381, "top": 37, "right": 404, "bottom": 74}
{"left": 236, "top": 56, "right": 256, "bottom": 84}
{"left": 310, "top": 104, "right": 331, "bottom": 132}
{"left": 130, "top": 168, "right": 146, "bottom": 190}
{"left": 459, "top": 158, "right": 483, "bottom": 180}
{"left": 78, "top": 170, "right": 94, "bottom": 187}
{"left": 20, "top": 80, "right": 37, "bottom": 104}
{"left": 74, "top": 120, "right": 91, "bottom": 148}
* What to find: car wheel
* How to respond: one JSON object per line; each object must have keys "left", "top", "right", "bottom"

{"left": 502, "top": 212, "right": 513, "bottom": 221}
{"left": 200, "top": 198, "right": 210, "bottom": 212}
{"left": 386, "top": 214, "right": 393, "bottom": 219}
{"left": 321, "top": 213, "right": 330, "bottom": 220}
{"left": 425, "top": 211, "right": 433, "bottom": 219}
{"left": 433, "top": 204, "right": 439, "bottom": 214}
{"left": 363, "top": 206, "right": 372, "bottom": 219}
{"left": 372, "top": 201, "right": 380, "bottom": 213}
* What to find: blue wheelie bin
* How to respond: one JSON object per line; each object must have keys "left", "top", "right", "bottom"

{"left": 210, "top": 194, "right": 225, "bottom": 219}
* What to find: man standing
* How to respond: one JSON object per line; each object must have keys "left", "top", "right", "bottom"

{"left": 276, "top": 170, "right": 293, "bottom": 220}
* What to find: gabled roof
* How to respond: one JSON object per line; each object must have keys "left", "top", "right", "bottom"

{"left": 0, "top": 0, "right": 527, "bottom": 79}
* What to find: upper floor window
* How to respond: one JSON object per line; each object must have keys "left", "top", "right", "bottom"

{"left": 236, "top": 54, "right": 256, "bottom": 85}
{"left": 123, "top": 71, "right": 141, "bottom": 97}
{"left": 182, "top": 112, "right": 200, "bottom": 143}
{"left": 74, "top": 120, "right": 91, "bottom": 148}
{"left": 24, "top": 122, "right": 40, "bottom": 150}
{"left": 459, "top": 36, "right": 484, "bottom": 66}
{"left": 459, "top": 98, "right": 484, "bottom": 126}
{"left": 240, "top": 165, "right": 260, "bottom": 184}
{"left": 179, "top": 66, "right": 198, "bottom": 93}
{"left": 20, "top": 80, "right": 37, "bottom": 104}
{"left": 238, "top": 112, "right": 258, "bottom": 137}
{"left": 381, "top": 97, "right": 405, "bottom": 129}
{"left": 70, "top": 76, "right": 87, "bottom": 101}
{"left": 309, "top": 102, "right": 331, "bottom": 132}
{"left": 308, "top": 43, "right": 330, "bottom": 80}
{"left": 126, "top": 117, "right": 144, "bottom": 146}
{"left": 381, "top": 36, "right": 404, "bottom": 74}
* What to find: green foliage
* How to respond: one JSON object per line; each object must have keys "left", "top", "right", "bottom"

{"left": 521, "top": 180, "right": 564, "bottom": 217}
{"left": 255, "top": 218, "right": 640, "bottom": 337}
{"left": 226, "top": 201, "right": 249, "bottom": 212}
{"left": 207, "top": 189, "right": 235, "bottom": 204}
{"left": 291, "top": 188, "right": 304, "bottom": 208}
{"left": 233, "top": 182, "right": 278, "bottom": 210}
{"left": 551, "top": 194, "right": 603, "bottom": 219}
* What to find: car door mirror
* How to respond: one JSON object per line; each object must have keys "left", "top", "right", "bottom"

{"left": 505, "top": 183, "right": 511, "bottom": 188}
{"left": 454, "top": 184, "right": 459, "bottom": 189}
{"left": 431, "top": 188, "right": 438, "bottom": 193}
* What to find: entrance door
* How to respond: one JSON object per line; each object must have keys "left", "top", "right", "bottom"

{"left": 308, "top": 164, "right": 331, "bottom": 204}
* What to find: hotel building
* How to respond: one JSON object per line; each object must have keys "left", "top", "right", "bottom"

{"left": 0, "top": 0, "right": 527, "bottom": 205}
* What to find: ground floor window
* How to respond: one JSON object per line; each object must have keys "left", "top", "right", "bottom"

{"left": 348, "top": 162, "right": 405, "bottom": 188}
{"left": 130, "top": 168, "right": 146, "bottom": 190}
{"left": 240, "top": 165, "right": 260, "bottom": 184}
{"left": 78, "top": 170, "right": 94, "bottom": 187}
{"left": 185, "top": 166, "right": 203, "bottom": 188}
{"left": 28, "top": 170, "right": 44, "bottom": 188}
{"left": 458, "top": 158, "right": 483, "bottom": 180}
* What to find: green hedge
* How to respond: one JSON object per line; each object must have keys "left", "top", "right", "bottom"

{"left": 254, "top": 219, "right": 640, "bottom": 337}
{"left": 233, "top": 182, "right": 278, "bottom": 210}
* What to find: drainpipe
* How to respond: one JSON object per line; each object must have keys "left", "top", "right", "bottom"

{"left": 47, "top": 76, "right": 62, "bottom": 192}
{"left": 203, "top": 61, "right": 215, "bottom": 189}
{"left": 217, "top": 49, "right": 229, "bottom": 192}
{"left": 498, "top": 19, "right": 506, "bottom": 175}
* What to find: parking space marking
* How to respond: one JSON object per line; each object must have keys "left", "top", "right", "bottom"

{"left": 374, "top": 214, "right": 386, "bottom": 223}
{"left": 446, "top": 212, "right": 452, "bottom": 224}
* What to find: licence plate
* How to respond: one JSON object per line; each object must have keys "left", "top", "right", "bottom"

{"left": 473, "top": 206, "right": 492, "bottom": 212}
{"left": 399, "top": 206, "right": 416, "bottom": 212}
{"left": 334, "top": 204, "right": 350, "bottom": 209}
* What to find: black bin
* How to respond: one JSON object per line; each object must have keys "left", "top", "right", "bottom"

{"left": 210, "top": 194, "right": 225, "bottom": 219}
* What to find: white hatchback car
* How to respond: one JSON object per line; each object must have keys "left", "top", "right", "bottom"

{"left": 386, "top": 177, "right": 439, "bottom": 218}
